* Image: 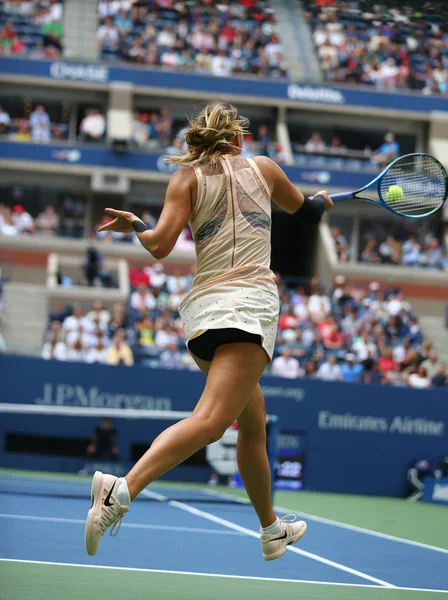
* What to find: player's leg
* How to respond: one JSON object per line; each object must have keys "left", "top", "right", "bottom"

{"left": 125, "top": 343, "right": 268, "bottom": 499}
{"left": 237, "top": 384, "right": 307, "bottom": 560}
{"left": 236, "top": 384, "right": 276, "bottom": 528}
{"left": 86, "top": 342, "right": 267, "bottom": 555}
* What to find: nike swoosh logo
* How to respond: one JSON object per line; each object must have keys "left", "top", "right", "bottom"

{"left": 271, "top": 530, "right": 288, "bottom": 542}
{"left": 104, "top": 482, "right": 116, "bottom": 507}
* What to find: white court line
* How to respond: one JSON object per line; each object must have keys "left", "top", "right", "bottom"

{"left": 0, "top": 513, "right": 243, "bottom": 536}
{"left": 141, "top": 489, "right": 395, "bottom": 588}
{"left": 1, "top": 559, "right": 447, "bottom": 594}
{"left": 203, "top": 488, "right": 448, "bottom": 556}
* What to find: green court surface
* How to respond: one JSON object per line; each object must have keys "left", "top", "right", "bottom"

{"left": 2, "top": 562, "right": 447, "bottom": 600}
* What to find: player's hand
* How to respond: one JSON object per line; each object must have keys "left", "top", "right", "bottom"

{"left": 98, "top": 208, "right": 139, "bottom": 233}
{"left": 315, "top": 190, "right": 334, "bottom": 212}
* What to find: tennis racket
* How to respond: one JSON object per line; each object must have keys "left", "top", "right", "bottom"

{"left": 329, "top": 153, "right": 448, "bottom": 218}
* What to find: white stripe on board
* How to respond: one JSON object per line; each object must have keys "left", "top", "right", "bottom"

{"left": 1, "top": 559, "right": 447, "bottom": 594}
{"left": 141, "top": 489, "right": 395, "bottom": 588}
{"left": 202, "top": 488, "right": 448, "bottom": 556}
{"left": 0, "top": 513, "right": 243, "bottom": 536}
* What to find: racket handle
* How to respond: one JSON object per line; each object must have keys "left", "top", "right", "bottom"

{"left": 329, "top": 192, "right": 355, "bottom": 203}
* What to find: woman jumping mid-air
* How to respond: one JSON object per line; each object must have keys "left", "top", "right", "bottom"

{"left": 85, "top": 102, "right": 333, "bottom": 561}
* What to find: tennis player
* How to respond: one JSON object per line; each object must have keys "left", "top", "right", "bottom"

{"left": 85, "top": 102, "right": 333, "bottom": 561}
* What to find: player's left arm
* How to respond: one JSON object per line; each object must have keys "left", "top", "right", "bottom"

{"left": 98, "top": 168, "right": 193, "bottom": 259}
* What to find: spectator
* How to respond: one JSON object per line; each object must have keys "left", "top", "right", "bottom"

{"left": 97, "top": 16, "right": 119, "bottom": 51}
{"left": 158, "top": 107, "right": 173, "bottom": 146}
{"left": 87, "top": 417, "right": 119, "bottom": 460}
{"left": 0, "top": 105, "right": 11, "bottom": 134}
{"left": 331, "top": 227, "right": 349, "bottom": 262}
{"left": 211, "top": 48, "right": 233, "bottom": 76}
{"left": 29, "top": 105, "right": 51, "bottom": 143}
{"left": 308, "top": 287, "right": 331, "bottom": 322}
{"left": 85, "top": 341, "right": 108, "bottom": 364}
{"left": 401, "top": 237, "right": 421, "bottom": 267}
{"left": 408, "top": 366, "right": 431, "bottom": 389}
{"left": 131, "top": 283, "right": 156, "bottom": 314}
{"left": 373, "top": 133, "right": 400, "bottom": 168}
{"left": 278, "top": 308, "right": 300, "bottom": 331}
{"left": 83, "top": 246, "right": 104, "bottom": 287}
{"left": 42, "top": 18, "right": 63, "bottom": 51}
{"left": 378, "top": 348, "right": 397, "bottom": 374}
{"left": 12, "top": 204, "right": 34, "bottom": 234}
{"left": 271, "top": 347, "right": 303, "bottom": 379}
{"left": 130, "top": 265, "right": 150, "bottom": 288}
{"left": 132, "top": 111, "right": 148, "bottom": 148}
{"left": 329, "top": 136, "right": 347, "bottom": 154}
{"left": 114, "top": 8, "right": 133, "bottom": 36}
{"left": 361, "top": 239, "right": 381, "bottom": 264}
{"left": 133, "top": 317, "right": 155, "bottom": 348}
{"left": 316, "top": 355, "right": 342, "bottom": 381}
{"left": 62, "top": 306, "right": 87, "bottom": 334}
{"left": 79, "top": 109, "right": 106, "bottom": 143}
{"left": 341, "top": 353, "right": 363, "bottom": 383}
{"left": 431, "top": 364, "right": 447, "bottom": 388}
{"left": 12, "top": 119, "right": 31, "bottom": 142}
{"left": 66, "top": 339, "right": 86, "bottom": 362}
{"left": 159, "top": 342, "right": 184, "bottom": 369}
{"left": 41, "top": 337, "right": 67, "bottom": 361}
{"left": 106, "top": 330, "right": 134, "bottom": 366}
{"left": 421, "top": 350, "right": 440, "bottom": 380}
{"left": 305, "top": 132, "right": 326, "bottom": 153}
{"left": 154, "top": 323, "right": 179, "bottom": 350}
{"left": 86, "top": 301, "right": 110, "bottom": 327}
{"left": 146, "top": 262, "right": 166, "bottom": 288}
{"left": 36, "top": 205, "right": 59, "bottom": 236}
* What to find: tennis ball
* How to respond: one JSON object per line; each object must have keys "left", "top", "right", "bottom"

{"left": 386, "top": 185, "right": 404, "bottom": 202}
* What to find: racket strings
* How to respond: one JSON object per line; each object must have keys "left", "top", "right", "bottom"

{"left": 380, "top": 155, "right": 447, "bottom": 217}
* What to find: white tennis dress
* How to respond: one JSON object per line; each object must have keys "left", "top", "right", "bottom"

{"left": 179, "top": 154, "right": 280, "bottom": 361}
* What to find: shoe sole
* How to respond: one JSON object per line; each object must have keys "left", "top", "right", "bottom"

{"left": 85, "top": 471, "right": 104, "bottom": 556}
{"left": 263, "top": 521, "right": 308, "bottom": 561}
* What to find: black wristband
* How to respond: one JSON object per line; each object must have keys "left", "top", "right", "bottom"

{"left": 132, "top": 220, "right": 150, "bottom": 233}
{"left": 295, "top": 195, "right": 326, "bottom": 224}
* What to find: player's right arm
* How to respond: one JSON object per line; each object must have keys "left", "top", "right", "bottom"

{"left": 253, "top": 156, "right": 333, "bottom": 215}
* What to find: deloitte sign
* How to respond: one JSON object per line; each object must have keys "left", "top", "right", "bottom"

{"left": 287, "top": 84, "right": 346, "bottom": 104}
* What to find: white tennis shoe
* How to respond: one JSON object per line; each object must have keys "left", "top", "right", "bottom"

{"left": 261, "top": 515, "right": 307, "bottom": 561}
{"left": 85, "top": 471, "right": 129, "bottom": 556}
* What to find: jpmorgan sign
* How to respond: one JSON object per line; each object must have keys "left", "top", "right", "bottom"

{"left": 36, "top": 383, "right": 172, "bottom": 411}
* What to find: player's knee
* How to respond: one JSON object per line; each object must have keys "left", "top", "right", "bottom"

{"left": 199, "top": 416, "right": 232, "bottom": 444}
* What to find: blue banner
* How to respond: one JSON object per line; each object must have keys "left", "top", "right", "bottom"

{"left": 1, "top": 355, "right": 447, "bottom": 497}
{"left": 422, "top": 477, "right": 448, "bottom": 505}
{"left": 1, "top": 57, "right": 447, "bottom": 113}
{"left": 0, "top": 140, "right": 371, "bottom": 190}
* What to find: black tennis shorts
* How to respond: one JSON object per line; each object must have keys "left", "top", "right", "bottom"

{"left": 187, "top": 328, "right": 262, "bottom": 362}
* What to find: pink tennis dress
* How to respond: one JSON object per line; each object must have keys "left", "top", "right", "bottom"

{"left": 179, "top": 154, "right": 280, "bottom": 361}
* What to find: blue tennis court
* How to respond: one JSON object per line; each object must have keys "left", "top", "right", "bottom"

{"left": 1, "top": 472, "right": 447, "bottom": 600}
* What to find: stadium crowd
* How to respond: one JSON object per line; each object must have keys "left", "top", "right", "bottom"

{"left": 0, "top": 0, "right": 63, "bottom": 58}
{"left": 360, "top": 231, "right": 448, "bottom": 270}
{"left": 305, "top": 0, "right": 448, "bottom": 94}
{"left": 97, "top": 0, "right": 286, "bottom": 78}
{"left": 42, "top": 271, "right": 447, "bottom": 389}
{"left": 330, "top": 225, "right": 448, "bottom": 271}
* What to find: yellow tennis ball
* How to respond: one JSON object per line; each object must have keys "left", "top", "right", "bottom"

{"left": 386, "top": 185, "right": 404, "bottom": 202}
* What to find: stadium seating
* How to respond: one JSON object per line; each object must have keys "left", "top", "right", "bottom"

{"left": 305, "top": 0, "right": 448, "bottom": 94}
{"left": 97, "top": 0, "right": 286, "bottom": 78}
{"left": 0, "top": 0, "right": 63, "bottom": 58}
{"left": 43, "top": 271, "right": 446, "bottom": 388}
